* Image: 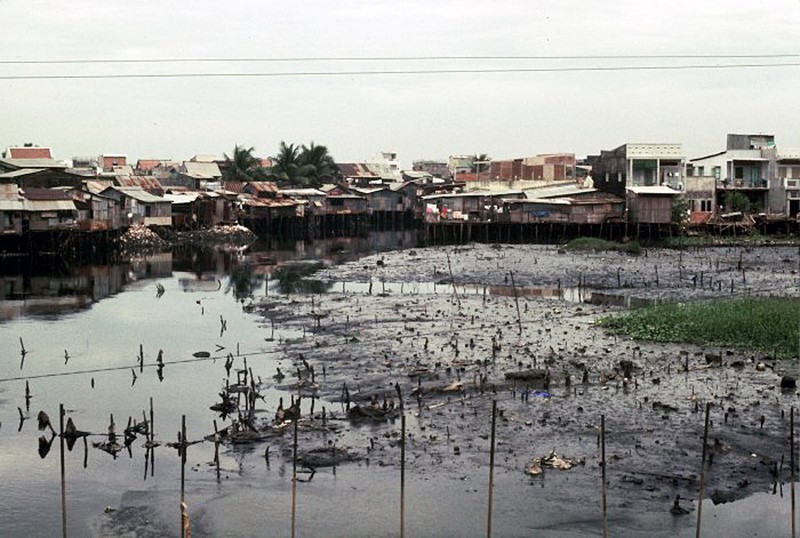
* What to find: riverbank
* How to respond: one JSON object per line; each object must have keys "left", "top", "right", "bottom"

{"left": 242, "top": 242, "right": 800, "bottom": 533}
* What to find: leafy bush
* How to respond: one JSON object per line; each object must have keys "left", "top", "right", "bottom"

{"left": 597, "top": 297, "right": 800, "bottom": 358}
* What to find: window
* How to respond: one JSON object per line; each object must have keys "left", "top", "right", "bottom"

{"left": 700, "top": 200, "right": 713, "bottom": 212}
{"left": 697, "top": 166, "right": 704, "bottom": 176}
{"left": 735, "top": 166, "right": 744, "bottom": 180}
{"left": 713, "top": 166, "right": 721, "bottom": 180}
{"left": 686, "top": 166, "right": 694, "bottom": 177}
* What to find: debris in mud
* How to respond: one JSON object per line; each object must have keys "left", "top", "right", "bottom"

{"left": 525, "top": 450, "right": 585, "bottom": 475}
{"left": 347, "top": 403, "right": 400, "bottom": 422}
{"left": 780, "top": 375, "right": 796, "bottom": 390}
{"left": 118, "top": 225, "right": 169, "bottom": 256}
{"left": 298, "top": 445, "right": 361, "bottom": 468}
{"left": 505, "top": 369, "right": 548, "bottom": 382}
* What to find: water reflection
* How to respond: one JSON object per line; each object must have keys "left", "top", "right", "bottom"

{"left": 0, "top": 230, "right": 422, "bottom": 322}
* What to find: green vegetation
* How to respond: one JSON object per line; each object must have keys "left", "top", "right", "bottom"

{"left": 564, "top": 237, "right": 641, "bottom": 255}
{"left": 597, "top": 297, "right": 800, "bottom": 358}
{"left": 270, "top": 141, "right": 338, "bottom": 188}
{"left": 663, "top": 234, "right": 800, "bottom": 248}
{"left": 223, "top": 144, "right": 270, "bottom": 183}
{"left": 722, "top": 191, "right": 752, "bottom": 213}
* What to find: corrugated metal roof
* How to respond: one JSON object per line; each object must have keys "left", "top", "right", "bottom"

{"left": 23, "top": 199, "right": 77, "bottom": 211}
{"left": 280, "top": 188, "right": 325, "bottom": 197}
{"left": 163, "top": 193, "right": 201, "bottom": 204}
{"left": 523, "top": 183, "right": 595, "bottom": 199}
{"left": 85, "top": 180, "right": 115, "bottom": 195}
{"left": 0, "top": 168, "right": 45, "bottom": 178}
{"left": 21, "top": 188, "right": 73, "bottom": 201}
{"left": 112, "top": 186, "right": 169, "bottom": 203}
{"left": 116, "top": 175, "right": 164, "bottom": 193}
{"left": 0, "top": 158, "right": 67, "bottom": 169}
{"left": 241, "top": 196, "right": 299, "bottom": 208}
{"left": 245, "top": 181, "right": 279, "bottom": 194}
{"left": 627, "top": 186, "right": 680, "bottom": 195}
{"left": 182, "top": 161, "right": 221, "bottom": 178}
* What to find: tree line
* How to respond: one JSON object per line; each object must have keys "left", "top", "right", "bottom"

{"left": 223, "top": 142, "right": 339, "bottom": 189}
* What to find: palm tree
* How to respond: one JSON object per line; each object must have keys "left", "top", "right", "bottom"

{"left": 471, "top": 153, "right": 491, "bottom": 173}
{"left": 223, "top": 145, "right": 268, "bottom": 183}
{"left": 271, "top": 141, "right": 338, "bottom": 188}
{"left": 298, "top": 142, "right": 338, "bottom": 186}
{"left": 270, "top": 142, "right": 313, "bottom": 188}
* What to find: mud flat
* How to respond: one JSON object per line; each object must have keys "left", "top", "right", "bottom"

{"left": 243, "top": 242, "right": 800, "bottom": 534}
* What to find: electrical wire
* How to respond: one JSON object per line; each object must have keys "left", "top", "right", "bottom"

{"left": 1, "top": 62, "right": 798, "bottom": 80}
{"left": 0, "top": 53, "right": 798, "bottom": 64}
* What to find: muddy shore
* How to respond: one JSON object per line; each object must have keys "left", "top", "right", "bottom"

{"left": 242, "top": 242, "right": 800, "bottom": 528}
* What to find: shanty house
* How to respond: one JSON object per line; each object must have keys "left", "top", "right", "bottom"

{"left": 626, "top": 186, "right": 680, "bottom": 224}
{"left": 102, "top": 186, "right": 172, "bottom": 227}
{"left": 19, "top": 188, "right": 79, "bottom": 231}
{"left": 0, "top": 184, "right": 24, "bottom": 235}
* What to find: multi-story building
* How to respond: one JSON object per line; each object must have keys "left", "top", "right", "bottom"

{"left": 687, "top": 134, "right": 786, "bottom": 216}
{"left": 590, "top": 143, "right": 684, "bottom": 198}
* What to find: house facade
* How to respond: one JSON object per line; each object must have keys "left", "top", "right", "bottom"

{"left": 591, "top": 143, "right": 684, "bottom": 198}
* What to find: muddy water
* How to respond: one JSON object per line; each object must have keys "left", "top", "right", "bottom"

{"left": 1, "top": 239, "right": 799, "bottom": 537}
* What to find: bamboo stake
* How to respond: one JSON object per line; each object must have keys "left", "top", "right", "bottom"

{"left": 401, "top": 413, "right": 406, "bottom": 538}
{"left": 487, "top": 399, "right": 497, "bottom": 538}
{"left": 509, "top": 271, "right": 523, "bottom": 336}
{"left": 150, "top": 397, "right": 155, "bottom": 477}
{"left": 180, "top": 415, "right": 186, "bottom": 538}
{"left": 601, "top": 415, "right": 608, "bottom": 538}
{"left": 792, "top": 407, "right": 796, "bottom": 538}
{"left": 291, "top": 417, "right": 299, "bottom": 538}
{"left": 60, "top": 403, "right": 67, "bottom": 538}
{"left": 696, "top": 402, "right": 711, "bottom": 538}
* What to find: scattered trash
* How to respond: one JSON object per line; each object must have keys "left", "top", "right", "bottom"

{"left": 525, "top": 450, "right": 584, "bottom": 475}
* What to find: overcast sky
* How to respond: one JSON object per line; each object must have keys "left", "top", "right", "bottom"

{"left": 1, "top": 1, "right": 798, "bottom": 167}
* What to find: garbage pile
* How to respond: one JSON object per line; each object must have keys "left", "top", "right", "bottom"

{"left": 169, "top": 225, "right": 256, "bottom": 250}
{"left": 118, "top": 225, "right": 169, "bottom": 256}
{"left": 525, "top": 450, "right": 585, "bottom": 475}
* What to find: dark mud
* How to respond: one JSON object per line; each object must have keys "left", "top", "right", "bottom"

{"left": 244, "top": 242, "right": 800, "bottom": 524}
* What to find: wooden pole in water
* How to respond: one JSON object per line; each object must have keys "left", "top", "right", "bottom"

{"left": 401, "top": 413, "right": 406, "bottom": 538}
{"left": 792, "top": 407, "right": 796, "bottom": 538}
{"left": 60, "top": 403, "right": 67, "bottom": 538}
{"left": 487, "top": 399, "right": 497, "bottom": 538}
{"left": 291, "top": 417, "right": 299, "bottom": 538}
{"left": 509, "top": 271, "right": 523, "bottom": 335}
{"left": 601, "top": 414, "right": 608, "bottom": 538}
{"left": 150, "top": 397, "right": 155, "bottom": 477}
{"left": 696, "top": 402, "right": 711, "bottom": 538}
{"left": 181, "top": 415, "right": 186, "bottom": 538}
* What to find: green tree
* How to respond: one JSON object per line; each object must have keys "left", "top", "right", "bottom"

{"left": 271, "top": 141, "right": 338, "bottom": 188}
{"left": 471, "top": 153, "right": 491, "bottom": 172}
{"left": 671, "top": 196, "right": 690, "bottom": 227}
{"left": 298, "top": 142, "right": 337, "bottom": 186}
{"left": 223, "top": 145, "right": 268, "bottom": 183}
{"left": 723, "top": 191, "right": 751, "bottom": 213}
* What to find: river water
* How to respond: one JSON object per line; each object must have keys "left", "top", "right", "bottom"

{"left": 1, "top": 232, "right": 796, "bottom": 537}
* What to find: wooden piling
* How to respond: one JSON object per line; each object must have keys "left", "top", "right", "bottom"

{"left": 60, "top": 403, "right": 67, "bottom": 538}
{"left": 696, "top": 402, "right": 711, "bottom": 538}
{"left": 509, "top": 271, "right": 523, "bottom": 336}
{"left": 792, "top": 407, "right": 796, "bottom": 538}
{"left": 487, "top": 399, "right": 497, "bottom": 538}
{"left": 291, "top": 416, "right": 299, "bottom": 538}
{"left": 401, "top": 413, "right": 406, "bottom": 538}
{"left": 601, "top": 414, "right": 608, "bottom": 538}
{"left": 180, "top": 415, "right": 187, "bottom": 538}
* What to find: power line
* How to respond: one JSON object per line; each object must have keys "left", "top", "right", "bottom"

{"left": 0, "top": 53, "right": 798, "bottom": 65}
{"left": 1, "top": 62, "right": 798, "bottom": 80}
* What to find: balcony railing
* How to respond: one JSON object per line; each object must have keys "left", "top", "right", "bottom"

{"left": 716, "top": 179, "right": 769, "bottom": 189}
